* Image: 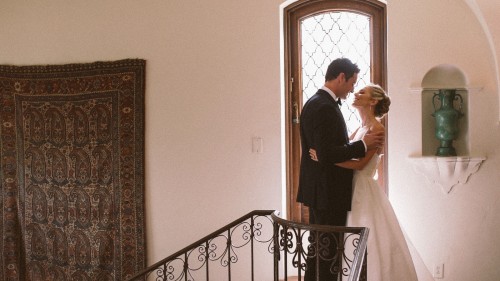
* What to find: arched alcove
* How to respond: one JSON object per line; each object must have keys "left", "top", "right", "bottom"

{"left": 421, "top": 64, "right": 468, "bottom": 89}
{"left": 410, "top": 64, "right": 485, "bottom": 194}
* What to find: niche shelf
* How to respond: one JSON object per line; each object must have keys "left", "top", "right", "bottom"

{"left": 409, "top": 156, "right": 486, "bottom": 194}
{"left": 410, "top": 64, "right": 486, "bottom": 193}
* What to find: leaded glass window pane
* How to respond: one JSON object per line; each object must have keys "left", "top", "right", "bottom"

{"left": 301, "top": 11, "right": 371, "bottom": 134}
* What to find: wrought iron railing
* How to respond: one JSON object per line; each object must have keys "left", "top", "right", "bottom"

{"left": 126, "top": 210, "right": 368, "bottom": 281}
{"left": 272, "top": 212, "right": 368, "bottom": 281}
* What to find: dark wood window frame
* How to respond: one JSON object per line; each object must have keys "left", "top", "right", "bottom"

{"left": 283, "top": 0, "right": 387, "bottom": 223}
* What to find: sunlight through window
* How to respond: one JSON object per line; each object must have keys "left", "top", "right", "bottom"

{"left": 301, "top": 11, "right": 371, "bottom": 134}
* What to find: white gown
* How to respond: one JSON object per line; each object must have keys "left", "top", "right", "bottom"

{"left": 347, "top": 127, "right": 418, "bottom": 281}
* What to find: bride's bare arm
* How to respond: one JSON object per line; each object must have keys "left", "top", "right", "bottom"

{"left": 349, "top": 128, "right": 359, "bottom": 141}
{"left": 308, "top": 147, "right": 378, "bottom": 170}
{"left": 334, "top": 148, "right": 378, "bottom": 170}
{"left": 309, "top": 125, "right": 384, "bottom": 170}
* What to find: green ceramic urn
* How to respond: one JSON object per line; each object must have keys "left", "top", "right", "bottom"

{"left": 432, "top": 89, "right": 464, "bottom": 156}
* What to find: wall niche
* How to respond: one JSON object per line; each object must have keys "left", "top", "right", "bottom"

{"left": 410, "top": 64, "right": 485, "bottom": 194}
{"left": 421, "top": 64, "right": 468, "bottom": 156}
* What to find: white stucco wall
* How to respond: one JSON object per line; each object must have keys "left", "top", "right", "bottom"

{"left": 387, "top": 1, "right": 500, "bottom": 280}
{"left": 1, "top": 1, "right": 499, "bottom": 280}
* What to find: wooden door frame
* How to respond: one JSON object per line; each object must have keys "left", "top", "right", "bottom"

{"left": 283, "top": 0, "right": 387, "bottom": 223}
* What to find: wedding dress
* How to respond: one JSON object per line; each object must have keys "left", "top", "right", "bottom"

{"left": 347, "top": 126, "right": 418, "bottom": 281}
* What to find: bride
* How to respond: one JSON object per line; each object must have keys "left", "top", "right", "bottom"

{"left": 310, "top": 84, "right": 419, "bottom": 281}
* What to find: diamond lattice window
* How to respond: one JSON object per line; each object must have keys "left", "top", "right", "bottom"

{"left": 301, "top": 11, "right": 371, "bottom": 134}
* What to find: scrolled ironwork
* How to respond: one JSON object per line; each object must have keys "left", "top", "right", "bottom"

{"left": 126, "top": 210, "right": 368, "bottom": 281}
{"left": 271, "top": 211, "right": 368, "bottom": 281}
{"left": 343, "top": 232, "right": 362, "bottom": 275}
{"left": 252, "top": 214, "right": 274, "bottom": 244}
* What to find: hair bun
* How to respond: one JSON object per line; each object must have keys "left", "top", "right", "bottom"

{"left": 369, "top": 84, "right": 390, "bottom": 117}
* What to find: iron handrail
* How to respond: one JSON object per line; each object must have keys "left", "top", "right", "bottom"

{"left": 271, "top": 211, "right": 368, "bottom": 281}
{"left": 126, "top": 210, "right": 368, "bottom": 281}
{"left": 126, "top": 210, "right": 275, "bottom": 281}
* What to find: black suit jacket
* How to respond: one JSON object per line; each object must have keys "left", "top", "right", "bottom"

{"left": 297, "top": 89, "right": 366, "bottom": 212}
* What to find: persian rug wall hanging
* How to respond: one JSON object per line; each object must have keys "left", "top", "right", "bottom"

{"left": 0, "top": 59, "right": 146, "bottom": 280}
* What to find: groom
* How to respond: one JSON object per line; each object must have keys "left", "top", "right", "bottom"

{"left": 297, "top": 58, "right": 384, "bottom": 280}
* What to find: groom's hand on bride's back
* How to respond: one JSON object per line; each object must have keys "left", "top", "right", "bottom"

{"left": 362, "top": 130, "right": 385, "bottom": 150}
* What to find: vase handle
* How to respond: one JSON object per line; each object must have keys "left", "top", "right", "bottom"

{"left": 455, "top": 93, "right": 464, "bottom": 117}
{"left": 432, "top": 92, "right": 440, "bottom": 116}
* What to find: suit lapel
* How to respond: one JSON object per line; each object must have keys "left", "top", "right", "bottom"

{"left": 317, "top": 90, "right": 349, "bottom": 143}
{"left": 336, "top": 103, "right": 349, "bottom": 143}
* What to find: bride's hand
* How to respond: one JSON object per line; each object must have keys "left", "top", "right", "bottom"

{"left": 309, "top": 148, "right": 318, "bottom": 161}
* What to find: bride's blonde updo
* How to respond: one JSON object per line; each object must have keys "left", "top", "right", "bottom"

{"left": 368, "top": 84, "right": 391, "bottom": 117}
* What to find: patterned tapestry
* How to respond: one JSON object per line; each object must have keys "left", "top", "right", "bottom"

{"left": 0, "top": 59, "right": 146, "bottom": 280}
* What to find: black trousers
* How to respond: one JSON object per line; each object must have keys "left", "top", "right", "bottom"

{"left": 304, "top": 208, "right": 348, "bottom": 281}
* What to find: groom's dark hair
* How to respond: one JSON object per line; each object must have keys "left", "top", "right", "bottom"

{"left": 325, "top": 58, "right": 360, "bottom": 82}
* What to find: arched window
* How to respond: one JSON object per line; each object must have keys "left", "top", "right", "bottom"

{"left": 283, "top": 0, "right": 387, "bottom": 223}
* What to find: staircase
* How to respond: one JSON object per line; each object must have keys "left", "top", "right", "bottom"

{"left": 126, "top": 210, "right": 368, "bottom": 281}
